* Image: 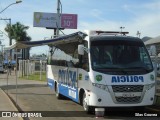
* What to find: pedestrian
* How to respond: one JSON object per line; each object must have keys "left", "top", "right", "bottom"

{"left": 8, "top": 61, "right": 12, "bottom": 75}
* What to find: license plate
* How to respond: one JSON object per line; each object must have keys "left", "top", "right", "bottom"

{"left": 122, "top": 93, "right": 135, "bottom": 97}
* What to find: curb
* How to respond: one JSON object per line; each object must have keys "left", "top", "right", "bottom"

{"left": 0, "top": 88, "right": 18, "bottom": 111}
{"left": 0, "top": 89, "right": 24, "bottom": 120}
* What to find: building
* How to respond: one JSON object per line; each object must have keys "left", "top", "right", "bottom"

{"left": 145, "top": 36, "right": 160, "bottom": 55}
{"left": 4, "top": 48, "right": 30, "bottom": 64}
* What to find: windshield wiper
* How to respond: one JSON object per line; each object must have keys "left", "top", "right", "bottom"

{"left": 94, "top": 67, "right": 129, "bottom": 74}
{"left": 127, "top": 67, "right": 150, "bottom": 72}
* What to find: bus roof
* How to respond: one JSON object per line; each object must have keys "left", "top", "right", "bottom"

{"left": 90, "top": 35, "right": 142, "bottom": 42}
{"left": 84, "top": 30, "right": 129, "bottom": 36}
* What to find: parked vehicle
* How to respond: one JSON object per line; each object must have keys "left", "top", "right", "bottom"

{"left": 46, "top": 30, "right": 156, "bottom": 113}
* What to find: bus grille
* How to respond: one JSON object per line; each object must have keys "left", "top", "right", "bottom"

{"left": 115, "top": 96, "right": 141, "bottom": 103}
{"left": 112, "top": 85, "right": 144, "bottom": 92}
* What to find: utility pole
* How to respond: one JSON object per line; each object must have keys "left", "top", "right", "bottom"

{"left": 7, "top": 19, "right": 12, "bottom": 47}
{"left": 56, "top": 0, "right": 60, "bottom": 37}
{"left": 137, "top": 31, "right": 141, "bottom": 38}
{"left": 0, "top": 18, "right": 12, "bottom": 57}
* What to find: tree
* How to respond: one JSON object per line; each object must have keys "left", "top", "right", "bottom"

{"left": 5, "top": 22, "right": 32, "bottom": 76}
{"left": 5, "top": 22, "right": 31, "bottom": 42}
{"left": 5, "top": 22, "right": 31, "bottom": 59}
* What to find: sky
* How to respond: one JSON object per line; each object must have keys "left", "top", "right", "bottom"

{"left": 0, "top": 0, "right": 160, "bottom": 55}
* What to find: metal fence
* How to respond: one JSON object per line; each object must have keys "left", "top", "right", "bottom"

{"left": 18, "top": 60, "right": 46, "bottom": 79}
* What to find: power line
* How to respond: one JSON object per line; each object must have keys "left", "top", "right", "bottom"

{"left": 0, "top": 29, "right": 9, "bottom": 38}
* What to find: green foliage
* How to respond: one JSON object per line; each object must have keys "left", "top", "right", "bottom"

{"left": 20, "top": 72, "right": 46, "bottom": 81}
{"left": 5, "top": 22, "right": 31, "bottom": 42}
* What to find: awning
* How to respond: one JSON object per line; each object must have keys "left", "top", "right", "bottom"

{"left": 4, "top": 31, "right": 87, "bottom": 54}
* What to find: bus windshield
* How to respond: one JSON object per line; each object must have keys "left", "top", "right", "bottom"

{"left": 91, "top": 40, "right": 153, "bottom": 75}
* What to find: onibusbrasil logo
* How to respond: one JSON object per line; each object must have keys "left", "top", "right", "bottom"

{"left": 34, "top": 12, "right": 43, "bottom": 24}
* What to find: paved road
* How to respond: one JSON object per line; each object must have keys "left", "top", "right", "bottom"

{"left": 0, "top": 73, "right": 103, "bottom": 120}
{"left": 0, "top": 72, "right": 160, "bottom": 120}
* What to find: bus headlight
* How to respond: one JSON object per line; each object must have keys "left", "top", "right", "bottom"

{"left": 92, "top": 83, "right": 109, "bottom": 91}
{"left": 145, "top": 83, "right": 155, "bottom": 91}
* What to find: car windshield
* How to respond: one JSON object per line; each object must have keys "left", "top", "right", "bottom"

{"left": 91, "top": 40, "right": 153, "bottom": 75}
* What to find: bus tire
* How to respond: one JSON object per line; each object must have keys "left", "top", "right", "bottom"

{"left": 82, "top": 92, "right": 94, "bottom": 114}
{"left": 55, "top": 83, "right": 62, "bottom": 99}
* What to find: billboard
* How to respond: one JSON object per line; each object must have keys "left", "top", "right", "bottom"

{"left": 33, "top": 12, "right": 77, "bottom": 29}
{"left": 61, "top": 14, "right": 77, "bottom": 29}
{"left": 33, "top": 12, "right": 59, "bottom": 28}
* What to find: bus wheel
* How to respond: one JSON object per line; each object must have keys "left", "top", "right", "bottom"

{"left": 83, "top": 93, "right": 94, "bottom": 113}
{"left": 55, "top": 83, "right": 62, "bottom": 99}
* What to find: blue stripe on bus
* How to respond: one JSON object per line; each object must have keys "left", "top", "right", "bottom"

{"left": 47, "top": 78, "right": 55, "bottom": 90}
{"left": 47, "top": 78, "right": 79, "bottom": 103}
{"left": 58, "top": 84, "right": 79, "bottom": 102}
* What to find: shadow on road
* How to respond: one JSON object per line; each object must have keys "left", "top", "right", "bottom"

{"left": 0, "top": 84, "right": 47, "bottom": 90}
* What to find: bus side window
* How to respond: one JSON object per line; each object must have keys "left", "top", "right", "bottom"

{"left": 73, "top": 41, "right": 89, "bottom": 71}
{"left": 81, "top": 41, "right": 89, "bottom": 71}
{"left": 81, "top": 53, "right": 89, "bottom": 71}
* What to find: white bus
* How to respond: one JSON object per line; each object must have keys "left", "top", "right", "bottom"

{"left": 47, "top": 30, "right": 156, "bottom": 112}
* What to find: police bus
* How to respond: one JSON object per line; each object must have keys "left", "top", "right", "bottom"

{"left": 47, "top": 30, "right": 156, "bottom": 112}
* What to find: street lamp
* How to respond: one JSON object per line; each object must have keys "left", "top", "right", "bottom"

{"left": 120, "top": 26, "right": 125, "bottom": 33}
{"left": 0, "top": 0, "right": 22, "bottom": 14}
{"left": 16, "top": 0, "right": 22, "bottom": 4}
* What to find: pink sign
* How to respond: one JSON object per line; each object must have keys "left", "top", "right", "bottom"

{"left": 61, "top": 14, "right": 77, "bottom": 29}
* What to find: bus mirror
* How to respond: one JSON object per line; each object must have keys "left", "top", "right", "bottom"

{"left": 150, "top": 45, "right": 156, "bottom": 56}
{"left": 78, "top": 44, "right": 84, "bottom": 55}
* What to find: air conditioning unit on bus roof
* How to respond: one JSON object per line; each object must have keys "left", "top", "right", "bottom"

{"left": 84, "top": 30, "right": 129, "bottom": 36}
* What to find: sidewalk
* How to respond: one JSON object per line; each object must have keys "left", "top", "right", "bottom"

{"left": 0, "top": 72, "right": 24, "bottom": 120}
{"left": 0, "top": 88, "right": 18, "bottom": 111}
{"left": 0, "top": 88, "right": 23, "bottom": 120}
